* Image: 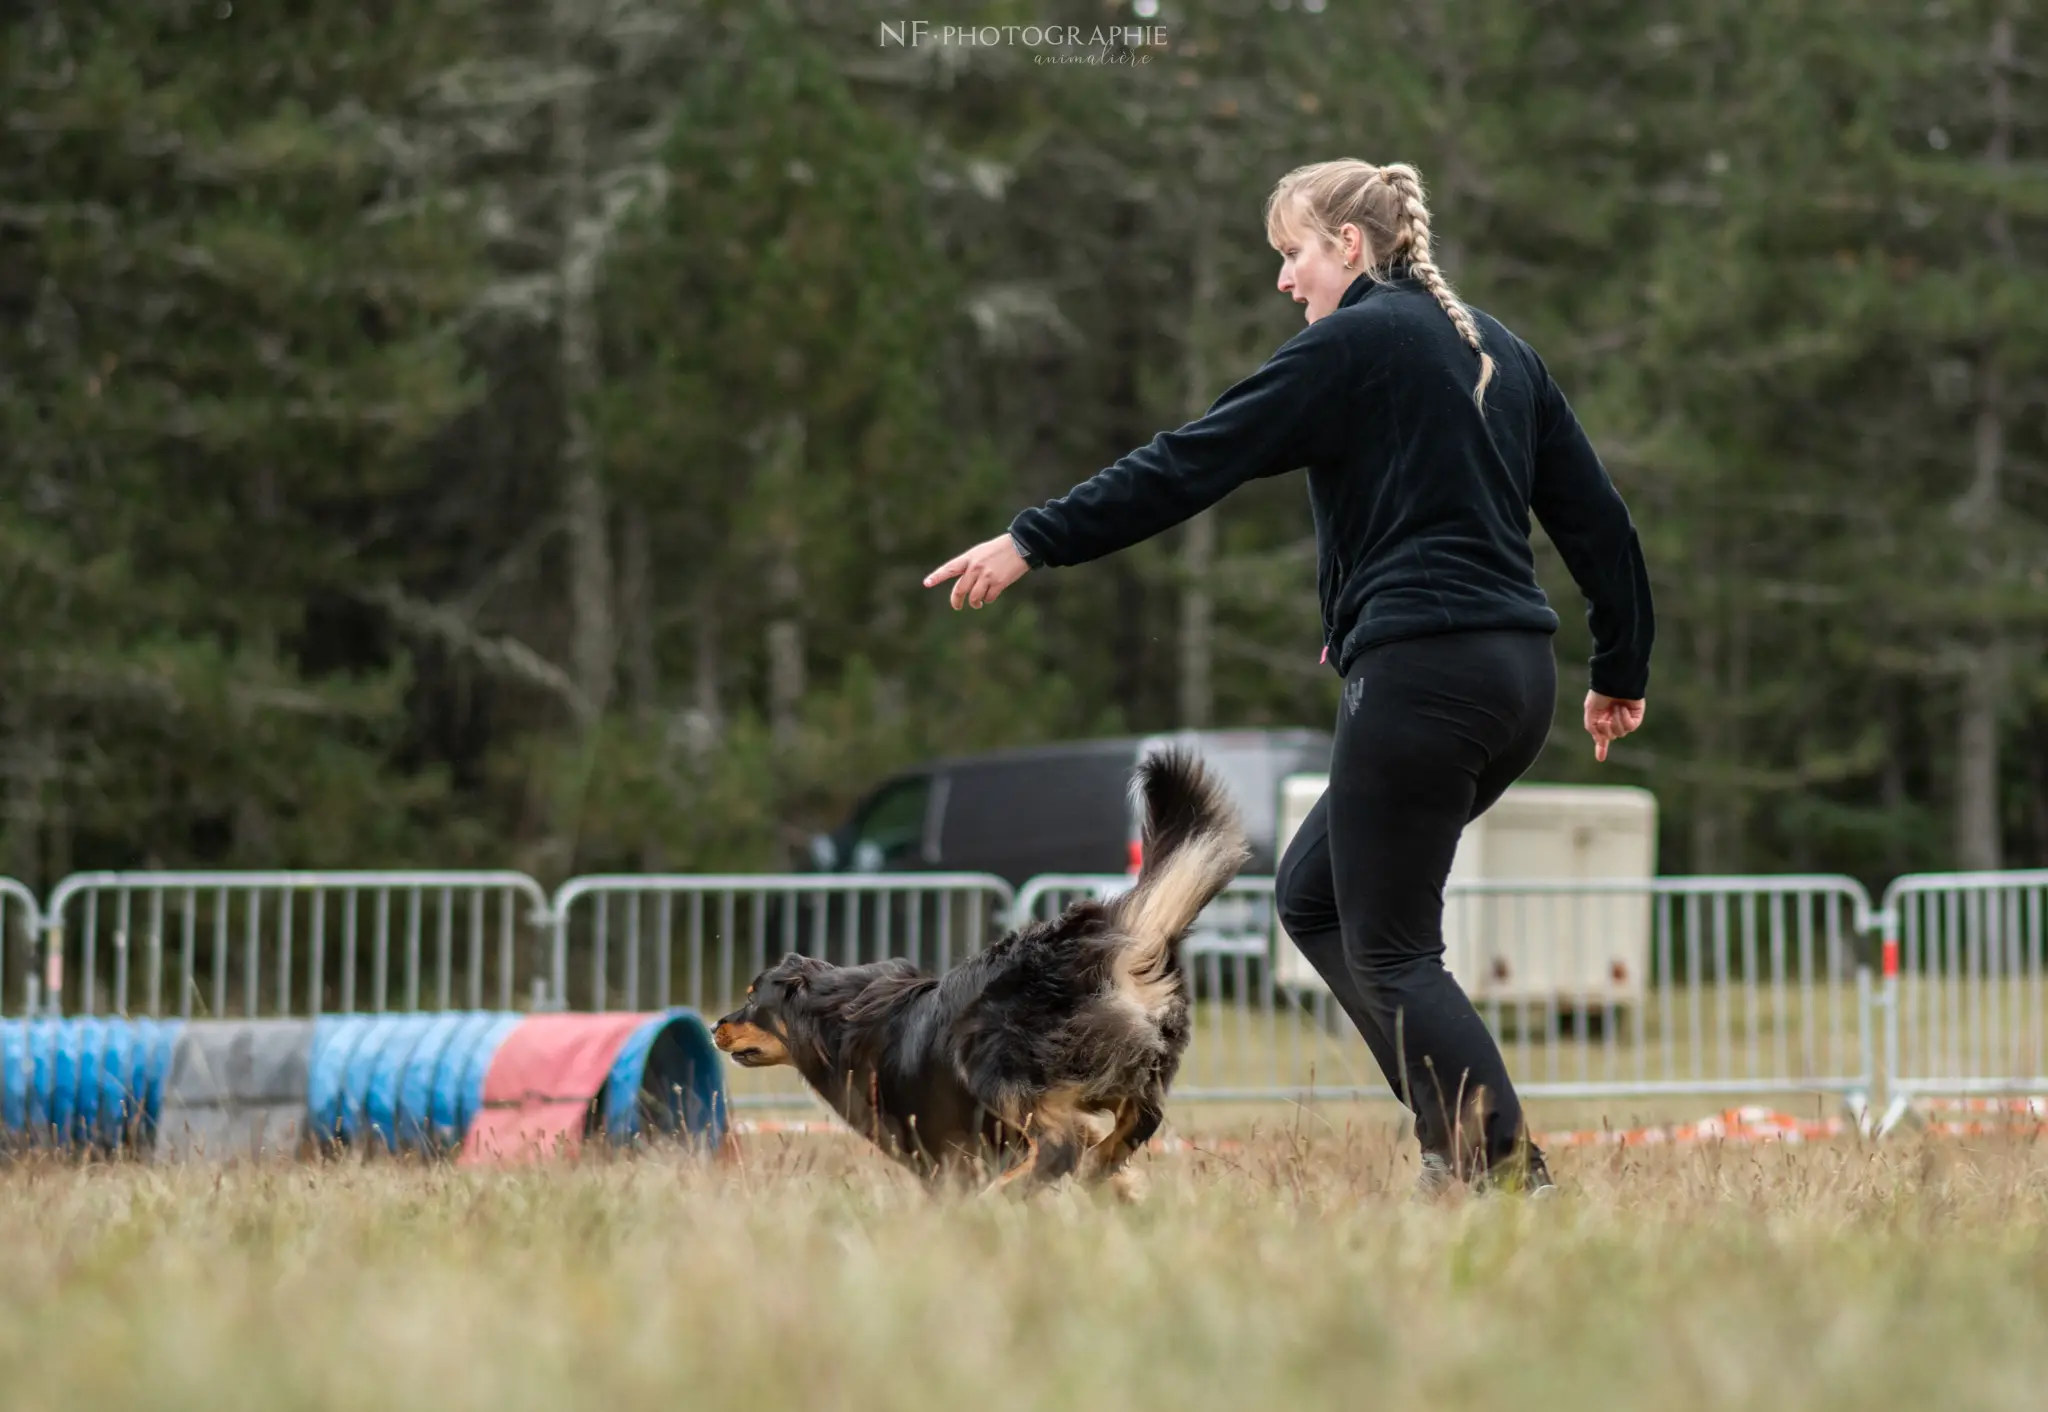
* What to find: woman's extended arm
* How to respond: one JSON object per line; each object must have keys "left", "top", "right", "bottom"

{"left": 1009, "top": 321, "right": 1347, "bottom": 568}
{"left": 925, "top": 321, "right": 1347, "bottom": 608}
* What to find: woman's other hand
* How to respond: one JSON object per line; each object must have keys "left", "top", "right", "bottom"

{"left": 1584, "top": 691, "right": 1645, "bottom": 762}
{"left": 924, "top": 534, "right": 1031, "bottom": 610}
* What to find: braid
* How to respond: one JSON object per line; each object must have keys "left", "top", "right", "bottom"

{"left": 1375, "top": 164, "right": 1495, "bottom": 413}
{"left": 1265, "top": 157, "right": 1496, "bottom": 412}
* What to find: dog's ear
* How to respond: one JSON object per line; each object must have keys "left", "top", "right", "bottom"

{"left": 773, "top": 952, "right": 824, "bottom": 992}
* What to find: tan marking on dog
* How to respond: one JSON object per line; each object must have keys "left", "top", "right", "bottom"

{"left": 1076, "top": 1106, "right": 1117, "bottom": 1147}
{"left": 1081, "top": 1100, "right": 1149, "bottom": 1185}
{"left": 711, "top": 1019, "right": 790, "bottom": 1066}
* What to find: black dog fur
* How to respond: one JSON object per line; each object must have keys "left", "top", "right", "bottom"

{"left": 713, "top": 748, "right": 1251, "bottom": 1194}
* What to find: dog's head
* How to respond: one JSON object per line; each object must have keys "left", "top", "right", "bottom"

{"left": 713, "top": 953, "right": 828, "bottom": 1068}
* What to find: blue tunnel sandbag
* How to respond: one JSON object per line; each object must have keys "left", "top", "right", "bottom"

{"left": 141, "top": 1020, "right": 178, "bottom": 1139}
{"left": 602, "top": 1009, "right": 728, "bottom": 1151}
{"left": 338, "top": 1016, "right": 409, "bottom": 1144}
{"left": 96, "top": 1022, "right": 135, "bottom": 1148}
{"left": 27, "top": 1019, "right": 57, "bottom": 1139}
{"left": 127, "top": 1020, "right": 158, "bottom": 1141}
{"left": 404, "top": 1012, "right": 518, "bottom": 1153}
{"left": 76, "top": 1019, "right": 118, "bottom": 1145}
{"left": 309, "top": 1014, "right": 403, "bottom": 1145}
{"left": 50, "top": 1021, "right": 76, "bottom": 1142}
{"left": 49, "top": 1024, "right": 73, "bottom": 1141}
{"left": 395, "top": 1014, "right": 467, "bottom": 1152}
{"left": 426, "top": 1014, "right": 490, "bottom": 1142}
{"left": 89, "top": 1019, "right": 123, "bottom": 1145}
{"left": 362, "top": 1015, "right": 440, "bottom": 1152}
{"left": 12, "top": 1019, "right": 59, "bottom": 1146}
{"left": 0, "top": 1021, "right": 26, "bottom": 1133}
{"left": 56, "top": 1019, "right": 98, "bottom": 1144}
{"left": 105, "top": 1019, "right": 178, "bottom": 1151}
{"left": 307, "top": 1015, "right": 371, "bottom": 1143}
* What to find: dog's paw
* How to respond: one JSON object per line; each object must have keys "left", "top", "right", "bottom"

{"left": 1107, "top": 1165, "right": 1149, "bottom": 1205}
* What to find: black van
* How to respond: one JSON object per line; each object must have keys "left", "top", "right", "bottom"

{"left": 804, "top": 729, "right": 1334, "bottom": 888}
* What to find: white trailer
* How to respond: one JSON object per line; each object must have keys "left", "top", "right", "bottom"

{"left": 1272, "top": 776, "right": 1658, "bottom": 1020}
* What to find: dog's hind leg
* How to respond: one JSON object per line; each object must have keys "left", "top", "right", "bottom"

{"left": 980, "top": 1088, "right": 1102, "bottom": 1198}
{"left": 1081, "top": 1101, "right": 1142, "bottom": 1181}
{"left": 1084, "top": 1101, "right": 1164, "bottom": 1202}
{"left": 1022, "top": 1126, "right": 1088, "bottom": 1189}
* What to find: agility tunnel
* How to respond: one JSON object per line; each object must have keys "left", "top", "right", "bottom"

{"left": 603, "top": 1007, "right": 727, "bottom": 1149}
{"left": 0, "top": 1017, "right": 179, "bottom": 1151}
{"left": 0, "top": 1009, "right": 726, "bottom": 1163}
{"left": 461, "top": 1009, "right": 729, "bottom": 1164}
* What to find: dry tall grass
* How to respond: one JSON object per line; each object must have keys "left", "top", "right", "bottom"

{"left": 0, "top": 1113, "right": 2043, "bottom": 1411}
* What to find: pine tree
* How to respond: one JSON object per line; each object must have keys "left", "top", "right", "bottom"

{"left": 1, "top": 0, "right": 488, "bottom": 875}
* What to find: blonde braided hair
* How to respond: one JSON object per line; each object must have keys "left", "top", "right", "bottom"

{"left": 1264, "top": 159, "right": 1496, "bottom": 412}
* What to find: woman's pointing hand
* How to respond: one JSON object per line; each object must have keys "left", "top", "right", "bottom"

{"left": 924, "top": 534, "right": 1031, "bottom": 610}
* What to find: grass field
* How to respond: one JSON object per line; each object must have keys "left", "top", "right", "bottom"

{"left": 1, "top": 1111, "right": 2045, "bottom": 1410}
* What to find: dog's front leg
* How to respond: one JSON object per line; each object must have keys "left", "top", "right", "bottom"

{"left": 978, "top": 1132, "right": 1039, "bottom": 1199}
{"left": 985, "top": 1115, "right": 1103, "bottom": 1199}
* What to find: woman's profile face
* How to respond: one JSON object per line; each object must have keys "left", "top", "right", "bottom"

{"left": 1274, "top": 215, "right": 1364, "bottom": 325}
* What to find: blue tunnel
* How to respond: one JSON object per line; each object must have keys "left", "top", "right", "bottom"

{"left": 306, "top": 1011, "right": 523, "bottom": 1154}
{"left": 0, "top": 1017, "right": 179, "bottom": 1150}
{"left": 0, "top": 1010, "right": 727, "bottom": 1161}
{"left": 603, "top": 1008, "right": 729, "bottom": 1151}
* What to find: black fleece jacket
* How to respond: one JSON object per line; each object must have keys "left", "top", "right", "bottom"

{"left": 1008, "top": 269, "right": 1654, "bottom": 700}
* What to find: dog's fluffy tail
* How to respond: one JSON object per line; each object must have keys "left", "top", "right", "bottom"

{"left": 1112, "top": 748, "right": 1252, "bottom": 982}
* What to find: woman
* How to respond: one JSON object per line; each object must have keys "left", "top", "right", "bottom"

{"left": 924, "top": 159, "right": 1651, "bottom": 1196}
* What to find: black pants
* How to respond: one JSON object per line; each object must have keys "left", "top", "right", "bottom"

{"left": 1276, "top": 627, "right": 1555, "bottom": 1170}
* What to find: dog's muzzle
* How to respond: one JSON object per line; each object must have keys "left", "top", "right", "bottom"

{"left": 713, "top": 1015, "right": 786, "bottom": 1067}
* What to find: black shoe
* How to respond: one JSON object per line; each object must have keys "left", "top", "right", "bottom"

{"left": 1411, "top": 1150, "right": 1460, "bottom": 1203}
{"left": 1473, "top": 1143, "right": 1557, "bottom": 1198}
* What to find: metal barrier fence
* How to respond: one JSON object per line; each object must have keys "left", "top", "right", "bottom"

{"left": 1877, "top": 869, "right": 2048, "bottom": 1132}
{"left": 1016, "top": 873, "right": 1876, "bottom": 1108}
{"left": 56, "top": 863, "right": 2048, "bottom": 1127}
{"left": 0, "top": 878, "right": 39, "bottom": 1016}
{"left": 551, "top": 873, "right": 1016, "bottom": 1107}
{"left": 39, "top": 872, "right": 555, "bottom": 1019}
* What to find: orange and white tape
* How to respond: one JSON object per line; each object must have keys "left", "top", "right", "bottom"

{"left": 1533, "top": 1106, "right": 1849, "bottom": 1148}
{"left": 729, "top": 1120, "right": 1246, "bottom": 1155}
{"left": 733, "top": 1110, "right": 1859, "bottom": 1153}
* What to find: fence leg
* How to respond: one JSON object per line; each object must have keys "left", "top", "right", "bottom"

{"left": 1875, "top": 1093, "right": 1914, "bottom": 1139}
{"left": 41, "top": 924, "right": 62, "bottom": 1018}
{"left": 1872, "top": 910, "right": 1904, "bottom": 1138}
